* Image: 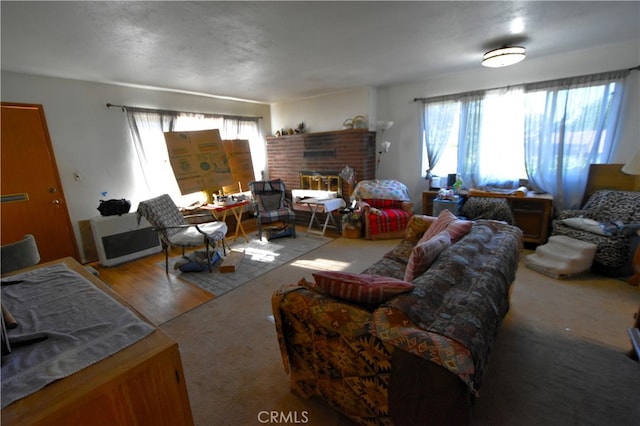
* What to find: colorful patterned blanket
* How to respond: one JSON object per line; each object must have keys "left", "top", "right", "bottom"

{"left": 272, "top": 219, "right": 522, "bottom": 424}
{"left": 352, "top": 179, "right": 411, "bottom": 201}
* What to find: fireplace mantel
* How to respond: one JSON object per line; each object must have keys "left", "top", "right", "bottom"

{"left": 266, "top": 129, "right": 376, "bottom": 198}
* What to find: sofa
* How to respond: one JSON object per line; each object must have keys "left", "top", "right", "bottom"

{"left": 552, "top": 189, "right": 640, "bottom": 276}
{"left": 352, "top": 179, "right": 414, "bottom": 240}
{"left": 272, "top": 211, "right": 523, "bottom": 425}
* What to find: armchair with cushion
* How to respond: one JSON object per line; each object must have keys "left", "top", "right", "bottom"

{"left": 137, "top": 194, "right": 228, "bottom": 273}
{"left": 552, "top": 189, "right": 640, "bottom": 276}
{"left": 1, "top": 234, "right": 40, "bottom": 275}
{"left": 249, "top": 179, "right": 296, "bottom": 241}
{"left": 352, "top": 179, "right": 414, "bottom": 240}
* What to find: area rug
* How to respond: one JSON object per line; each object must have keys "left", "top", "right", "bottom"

{"left": 157, "top": 235, "right": 332, "bottom": 297}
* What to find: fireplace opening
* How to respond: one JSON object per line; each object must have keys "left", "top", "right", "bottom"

{"left": 299, "top": 171, "right": 343, "bottom": 197}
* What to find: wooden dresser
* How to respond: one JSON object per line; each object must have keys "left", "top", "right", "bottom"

{"left": 1, "top": 258, "right": 194, "bottom": 426}
{"left": 422, "top": 190, "right": 554, "bottom": 244}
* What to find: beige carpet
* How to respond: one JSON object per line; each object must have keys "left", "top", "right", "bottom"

{"left": 159, "top": 238, "right": 640, "bottom": 426}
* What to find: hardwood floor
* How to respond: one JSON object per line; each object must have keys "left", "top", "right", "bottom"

{"left": 90, "top": 224, "right": 342, "bottom": 326}
{"left": 90, "top": 246, "right": 213, "bottom": 326}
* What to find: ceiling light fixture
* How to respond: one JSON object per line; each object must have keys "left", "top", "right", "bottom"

{"left": 482, "top": 46, "right": 526, "bottom": 68}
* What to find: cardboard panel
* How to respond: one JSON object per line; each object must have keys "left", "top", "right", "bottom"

{"left": 164, "top": 130, "right": 234, "bottom": 194}
{"left": 222, "top": 139, "right": 255, "bottom": 194}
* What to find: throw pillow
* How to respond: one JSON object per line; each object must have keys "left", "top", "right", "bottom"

{"left": 560, "top": 217, "right": 606, "bottom": 235}
{"left": 445, "top": 217, "right": 473, "bottom": 243}
{"left": 418, "top": 209, "right": 472, "bottom": 244}
{"left": 311, "top": 271, "right": 415, "bottom": 307}
{"left": 257, "top": 193, "right": 282, "bottom": 211}
{"left": 404, "top": 230, "right": 451, "bottom": 281}
{"left": 404, "top": 215, "right": 436, "bottom": 243}
{"left": 419, "top": 210, "right": 457, "bottom": 243}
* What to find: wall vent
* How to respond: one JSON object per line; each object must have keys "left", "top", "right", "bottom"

{"left": 90, "top": 213, "right": 162, "bottom": 267}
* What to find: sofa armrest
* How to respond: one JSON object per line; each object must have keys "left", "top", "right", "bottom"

{"left": 556, "top": 209, "right": 596, "bottom": 221}
{"left": 401, "top": 201, "right": 414, "bottom": 212}
{"left": 358, "top": 199, "right": 372, "bottom": 212}
{"left": 272, "top": 284, "right": 374, "bottom": 375}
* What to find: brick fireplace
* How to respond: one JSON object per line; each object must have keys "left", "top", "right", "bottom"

{"left": 266, "top": 129, "right": 376, "bottom": 199}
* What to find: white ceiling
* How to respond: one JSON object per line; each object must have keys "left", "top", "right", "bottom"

{"left": 1, "top": 1, "right": 639, "bottom": 104}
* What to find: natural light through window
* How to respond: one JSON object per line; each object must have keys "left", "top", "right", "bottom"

{"left": 478, "top": 88, "right": 526, "bottom": 185}
{"left": 419, "top": 70, "right": 626, "bottom": 210}
{"left": 290, "top": 258, "right": 352, "bottom": 272}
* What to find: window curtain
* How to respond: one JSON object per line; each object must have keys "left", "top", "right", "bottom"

{"left": 456, "top": 92, "right": 484, "bottom": 189}
{"left": 125, "top": 108, "right": 178, "bottom": 198}
{"left": 125, "top": 107, "right": 262, "bottom": 203}
{"left": 523, "top": 70, "right": 629, "bottom": 210}
{"left": 418, "top": 69, "right": 629, "bottom": 211}
{"left": 421, "top": 99, "right": 459, "bottom": 174}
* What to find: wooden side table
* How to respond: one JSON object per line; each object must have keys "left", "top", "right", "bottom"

{"left": 199, "top": 200, "right": 250, "bottom": 243}
{"left": 422, "top": 190, "right": 554, "bottom": 244}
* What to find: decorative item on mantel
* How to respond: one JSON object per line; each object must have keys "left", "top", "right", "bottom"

{"left": 343, "top": 115, "right": 367, "bottom": 130}
{"left": 274, "top": 122, "right": 304, "bottom": 137}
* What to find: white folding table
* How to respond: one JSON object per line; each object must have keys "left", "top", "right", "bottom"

{"left": 298, "top": 197, "right": 346, "bottom": 237}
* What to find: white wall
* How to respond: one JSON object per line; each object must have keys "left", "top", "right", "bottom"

{"left": 1, "top": 72, "right": 270, "bottom": 261}
{"left": 270, "top": 87, "right": 371, "bottom": 134}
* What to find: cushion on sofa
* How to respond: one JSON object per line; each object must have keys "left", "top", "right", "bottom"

{"left": 560, "top": 217, "right": 607, "bottom": 235}
{"left": 419, "top": 210, "right": 472, "bottom": 244}
{"left": 404, "top": 230, "right": 451, "bottom": 281}
{"left": 404, "top": 215, "right": 436, "bottom": 243}
{"left": 310, "top": 271, "right": 415, "bottom": 307}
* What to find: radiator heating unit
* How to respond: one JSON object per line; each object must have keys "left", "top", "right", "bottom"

{"left": 90, "top": 213, "right": 162, "bottom": 267}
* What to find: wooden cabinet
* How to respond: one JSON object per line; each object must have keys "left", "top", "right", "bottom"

{"left": 1, "top": 258, "right": 194, "bottom": 426}
{"left": 422, "top": 190, "right": 553, "bottom": 244}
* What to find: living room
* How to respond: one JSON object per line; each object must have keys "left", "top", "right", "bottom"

{"left": 2, "top": 2, "right": 639, "bottom": 425}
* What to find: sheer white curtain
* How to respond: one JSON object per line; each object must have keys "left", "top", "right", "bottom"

{"left": 524, "top": 70, "right": 628, "bottom": 210}
{"left": 421, "top": 99, "right": 459, "bottom": 175}
{"left": 419, "top": 69, "right": 629, "bottom": 209}
{"left": 126, "top": 109, "right": 180, "bottom": 198}
{"left": 125, "top": 108, "right": 262, "bottom": 204}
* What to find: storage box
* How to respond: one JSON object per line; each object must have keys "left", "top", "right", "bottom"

{"left": 433, "top": 197, "right": 463, "bottom": 216}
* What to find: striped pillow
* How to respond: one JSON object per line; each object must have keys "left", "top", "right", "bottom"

{"left": 311, "top": 271, "right": 415, "bottom": 307}
{"left": 418, "top": 209, "right": 472, "bottom": 244}
{"left": 404, "top": 230, "right": 451, "bottom": 281}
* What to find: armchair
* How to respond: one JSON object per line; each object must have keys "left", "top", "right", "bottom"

{"left": 137, "top": 194, "right": 227, "bottom": 273}
{"left": 352, "top": 179, "right": 413, "bottom": 240}
{"left": 249, "top": 179, "right": 296, "bottom": 241}
{"left": 1, "top": 234, "right": 40, "bottom": 275}
{"left": 552, "top": 190, "right": 640, "bottom": 276}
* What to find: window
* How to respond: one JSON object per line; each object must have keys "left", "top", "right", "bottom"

{"left": 125, "top": 107, "right": 263, "bottom": 205}
{"left": 420, "top": 70, "right": 628, "bottom": 210}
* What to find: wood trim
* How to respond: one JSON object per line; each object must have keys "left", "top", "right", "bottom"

{"left": 1, "top": 258, "right": 194, "bottom": 425}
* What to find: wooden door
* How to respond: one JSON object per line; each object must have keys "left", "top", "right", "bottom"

{"left": 1, "top": 103, "right": 79, "bottom": 262}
